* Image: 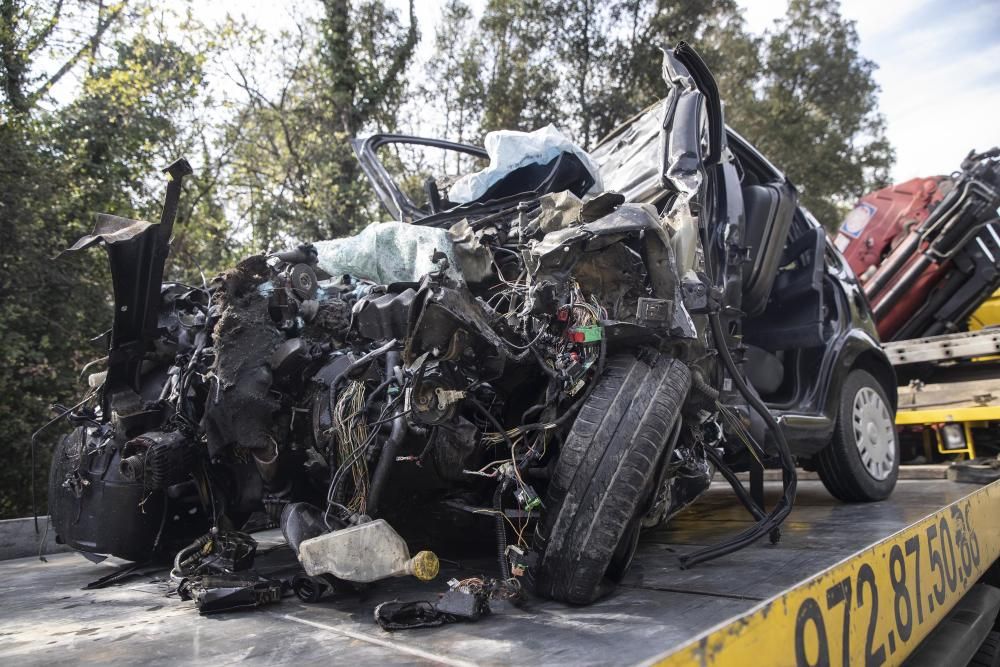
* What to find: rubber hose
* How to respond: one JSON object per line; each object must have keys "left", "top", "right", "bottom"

{"left": 704, "top": 446, "right": 765, "bottom": 521}
{"left": 171, "top": 533, "right": 212, "bottom": 581}
{"left": 678, "top": 311, "right": 798, "bottom": 568}
{"left": 364, "top": 350, "right": 399, "bottom": 413}
{"left": 366, "top": 409, "right": 407, "bottom": 517}
{"left": 363, "top": 376, "right": 395, "bottom": 413}
{"left": 332, "top": 339, "right": 398, "bottom": 398}
{"left": 691, "top": 368, "right": 720, "bottom": 400}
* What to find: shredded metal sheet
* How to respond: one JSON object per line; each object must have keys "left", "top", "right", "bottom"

{"left": 590, "top": 99, "right": 668, "bottom": 206}
{"left": 59, "top": 213, "right": 157, "bottom": 254}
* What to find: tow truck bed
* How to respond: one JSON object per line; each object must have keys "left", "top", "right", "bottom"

{"left": 2, "top": 479, "right": 998, "bottom": 666}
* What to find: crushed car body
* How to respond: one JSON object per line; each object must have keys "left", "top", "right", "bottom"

{"left": 46, "top": 43, "right": 899, "bottom": 609}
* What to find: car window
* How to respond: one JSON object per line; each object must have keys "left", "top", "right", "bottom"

{"left": 374, "top": 142, "right": 489, "bottom": 214}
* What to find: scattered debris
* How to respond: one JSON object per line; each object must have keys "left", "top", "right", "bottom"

{"left": 948, "top": 456, "right": 1000, "bottom": 485}
{"left": 373, "top": 600, "right": 445, "bottom": 631}
{"left": 178, "top": 574, "right": 286, "bottom": 615}
{"left": 297, "top": 519, "right": 439, "bottom": 583}
{"left": 291, "top": 572, "right": 342, "bottom": 603}
{"left": 374, "top": 577, "right": 524, "bottom": 631}
{"left": 169, "top": 530, "right": 258, "bottom": 581}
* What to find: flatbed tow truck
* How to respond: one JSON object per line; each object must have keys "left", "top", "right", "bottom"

{"left": 2, "top": 477, "right": 997, "bottom": 666}
{"left": 8, "top": 250, "right": 1000, "bottom": 666}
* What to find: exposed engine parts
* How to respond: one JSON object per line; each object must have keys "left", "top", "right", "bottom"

{"left": 119, "top": 430, "right": 196, "bottom": 489}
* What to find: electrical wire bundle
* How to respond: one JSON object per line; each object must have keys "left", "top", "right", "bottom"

{"left": 331, "top": 380, "right": 372, "bottom": 515}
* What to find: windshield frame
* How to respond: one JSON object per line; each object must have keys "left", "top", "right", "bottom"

{"left": 351, "top": 134, "right": 488, "bottom": 223}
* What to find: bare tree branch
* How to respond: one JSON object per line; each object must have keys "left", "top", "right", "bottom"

{"left": 24, "top": 0, "right": 65, "bottom": 56}
{"left": 356, "top": 0, "right": 417, "bottom": 123}
{"left": 25, "top": 0, "right": 126, "bottom": 108}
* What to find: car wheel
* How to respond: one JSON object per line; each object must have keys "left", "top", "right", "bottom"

{"left": 532, "top": 352, "right": 690, "bottom": 604}
{"left": 816, "top": 369, "right": 899, "bottom": 502}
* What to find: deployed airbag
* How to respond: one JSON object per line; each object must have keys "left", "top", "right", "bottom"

{"left": 448, "top": 124, "right": 603, "bottom": 204}
{"left": 314, "top": 222, "right": 464, "bottom": 284}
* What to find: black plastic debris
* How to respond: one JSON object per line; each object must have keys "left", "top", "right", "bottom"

{"left": 178, "top": 574, "right": 285, "bottom": 615}
{"left": 373, "top": 600, "right": 447, "bottom": 631}
{"left": 292, "top": 572, "right": 341, "bottom": 603}
{"left": 435, "top": 587, "right": 489, "bottom": 620}
{"left": 170, "top": 529, "right": 289, "bottom": 615}
{"left": 948, "top": 456, "right": 1000, "bottom": 484}
{"left": 373, "top": 576, "right": 523, "bottom": 631}
{"left": 83, "top": 561, "right": 151, "bottom": 590}
{"left": 171, "top": 530, "right": 258, "bottom": 580}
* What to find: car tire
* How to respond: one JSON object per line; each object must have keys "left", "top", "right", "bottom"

{"left": 532, "top": 352, "right": 690, "bottom": 604}
{"left": 816, "top": 369, "right": 899, "bottom": 502}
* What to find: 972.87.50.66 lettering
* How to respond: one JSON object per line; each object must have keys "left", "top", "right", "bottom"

{"left": 794, "top": 499, "right": 985, "bottom": 667}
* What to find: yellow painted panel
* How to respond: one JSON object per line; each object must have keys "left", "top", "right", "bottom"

{"left": 649, "top": 481, "right": 1000, "bottom": 667}
{"left": 968, "top": 288, "right": 1000, "bottom": 331}
{"left": 895, "top": 405, "right": 1000, "bottom": 425}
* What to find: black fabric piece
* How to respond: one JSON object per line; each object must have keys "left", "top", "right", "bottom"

{"left": 373, "top": 600, "right": 447, "bottom": 631}
{"left": 372, "top": 578, "right": 523, "bottom": 631}
{"left": 201, "top": 258, "right": 283, "bottom": 457}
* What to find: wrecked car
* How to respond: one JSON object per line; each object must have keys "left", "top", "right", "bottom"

{"left": 47, "top": 43, "right": 898, "bottom": 607}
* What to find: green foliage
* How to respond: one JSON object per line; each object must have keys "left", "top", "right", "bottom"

{"left": 584, "top": 0, "right": 762, "bottom": 144}
{"left": 0, "top": 1, "right": 231, "bottom": 517}
{"left": 420, "top": 0, "right": 892, "bottom": 228}
{"left": 421, "top": 0, "right": 484, "bottom": 154}
{"left": 222, "top": 0, "right": 419, "bottom": 247}
{"left": 0, "top": 116, "right": 109, "bottom": 519}
{"left": 743, "top": 0, "right": 894, "bottom": 227}
{"left": 477, "top": 0, "right": 564, "bottom": 133}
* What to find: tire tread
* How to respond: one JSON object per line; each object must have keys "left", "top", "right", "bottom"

{"left": 534, "top": 353, "right": 690, "bottom": 603}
